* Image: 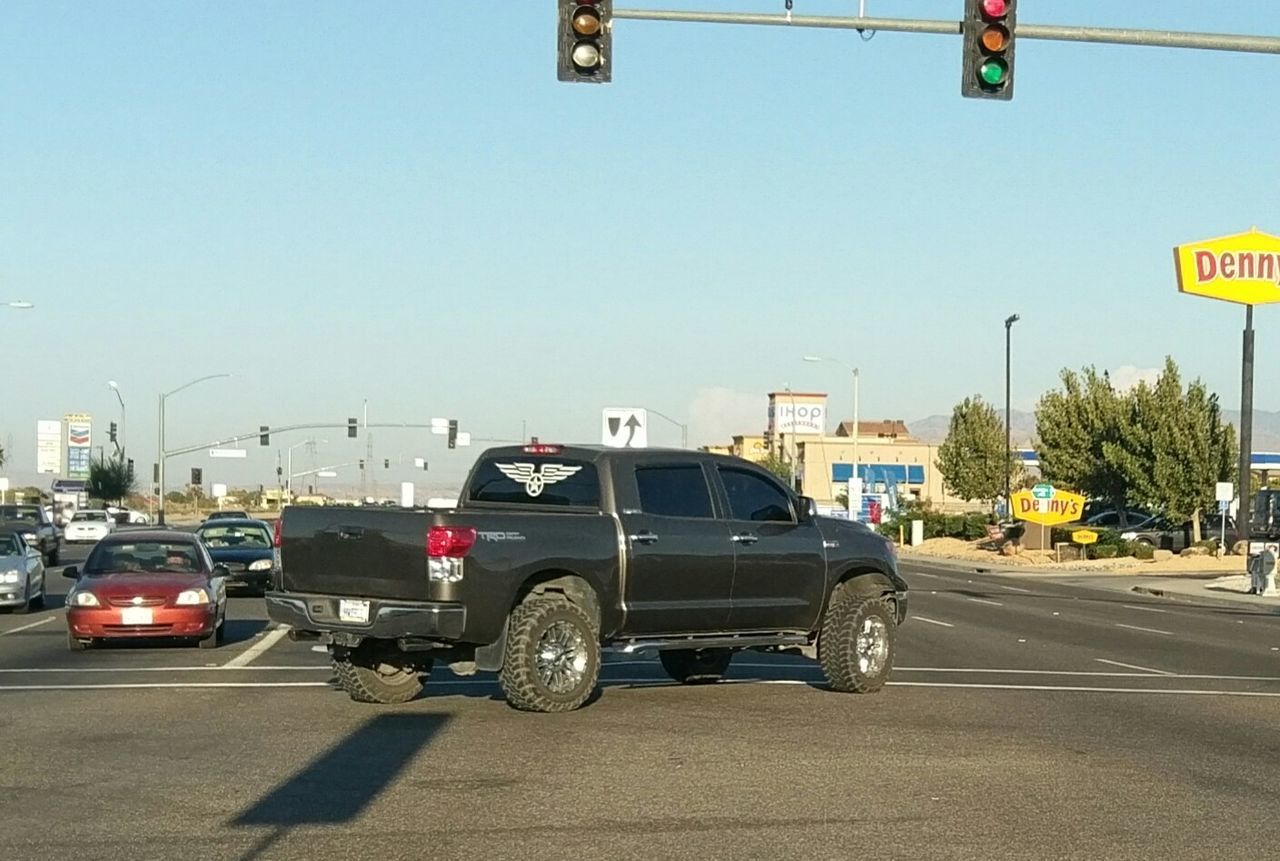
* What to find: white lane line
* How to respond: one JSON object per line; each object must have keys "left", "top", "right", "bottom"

{"left": 966, "top": 597, "right": 1004, "bottom": 607}
{"left": 1094, "top": 658, "right": 1176, "bottom": 676}
{"left": 0, "top": 617, "right": 56, "bottom": 637}
{"left": 0, "top": 665, "right": 331, "bottom": 674}
{"left": 0, "top": 682, "right": 332, "bottom": 692}
{"left": 902, "top": 570, "right": 953, "bottom": 580}
{"left": 221, "top": 625, "right": 291, "bottom": 669}
{"left": 913, "top": 615, "right": 955, "bottom": 628}
{"left": 888, "top": 681, "right": 1280, "bottom": 698}
{"left": 1122, "top": 604, "right": 1169, "bottom": 614}
{"left": 998, "top": 585, "right": 1032, "bottom": 593}
{"left": 895, "top": 667, "right": 1280, "bottom": 681}
{"left": 1115, "top": 623, "right": 1174, "bottom": 636}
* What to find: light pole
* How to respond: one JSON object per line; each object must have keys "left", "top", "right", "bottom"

{"left": 641, "top": 407, "right": 689, "bottom": 448}
{"left": 804, "top": 355, "right": 860, "bottom": 513}
{"left": 286, "top": 439, "right": 326, "bottom": 503}
{"left": 1004, "top": 314, "right": 1020, "bottom": 509}
{"left": 107, "top": 381, "right": 125, "bottom": 456}
{"left": 157, "top": 373, "right": 231, "bottom": 526}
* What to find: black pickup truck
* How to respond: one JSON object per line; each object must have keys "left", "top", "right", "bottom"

{"left": 267, "top": 444, "right": 908, "bottom": 712}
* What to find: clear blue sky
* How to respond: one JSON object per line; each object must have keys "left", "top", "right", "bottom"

{"left": 3, "top": 1, "right": 1278, "bottom": 493}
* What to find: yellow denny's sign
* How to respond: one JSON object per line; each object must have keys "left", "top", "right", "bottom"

{"left": 1174, "top": 228, "right": 1280, "bottom": 305}
{"left": 1010, "top": 487, "right": 1086, "bottom": 526}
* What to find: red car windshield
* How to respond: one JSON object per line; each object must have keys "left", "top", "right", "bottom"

{"left": 84, "top": 542, "right": 205, "bottom": 576}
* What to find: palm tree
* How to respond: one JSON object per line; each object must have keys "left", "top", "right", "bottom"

{"left": 88, "top": 454, "right": 136, "bottom": 504}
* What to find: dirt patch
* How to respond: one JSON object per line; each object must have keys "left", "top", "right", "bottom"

{"left": 905, "top": 537, "right": 1247, "bottom": 575}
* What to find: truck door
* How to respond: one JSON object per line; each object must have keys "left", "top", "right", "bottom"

{"left": 715, "top": 465, "right": 826, "bottom": 632}
{"left": 618, "top": 462, "right": 734, "bottom": 635}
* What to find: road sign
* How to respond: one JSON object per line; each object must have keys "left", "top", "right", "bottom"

{"left": 1219, "top": 499, "right": 1231, "bottom": 513}
{"left": 602, "top": 408, "right": 648, "bottom": 448}
{"left": 1215, "top": 481, "right": 1234, "bottom": 502}
{"left": 430, "top": 417, "right": 449, "bottom": 435}
{"left": 209, "top": 448, "right": 247, "bottom": 459}
{"left": 1011, "top": 486, "right": 1085, "bottom": 526}
{"left": 400, "top": 482, "right": 414, "bottom": 508}
{"left": 317, "top": 471, "right": 338, "bottom": 478}
{"left": 1031, "top": 483, "right": 1054, "bottom": 500}
{"left": 211, "top": 483, "right": 227, "bottom": 499}
{"left": 1174, "top": 228, "right": 1280, "bottom": 306}
{"left": 1072, "top": 529, "right": 1099, "bottom": 546}
{"left": 36, "top": 420, "right": 61, "bottom": 474}
{"left": 456, "top": 432, "right": 471, "bottom": 448}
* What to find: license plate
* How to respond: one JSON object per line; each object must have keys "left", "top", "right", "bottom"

{"left": 338, "top": 599, "right": 371, "bottom": 624}
{"left": 121, "top": 607, "right": 153, "bottom": 625}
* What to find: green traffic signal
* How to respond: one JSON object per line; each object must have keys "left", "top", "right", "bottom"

{"left": 979, "top": 58, "right": 1009, "bottom": 86}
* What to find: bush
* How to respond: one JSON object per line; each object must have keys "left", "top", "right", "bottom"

{"left": 1194, "top": 538, "right": 1220, "bottom": 554}
{"left": 1129, "top": 541, "right": 1155, "bottom": 560}
{"left": 1091, "top": 545, "right": 1118, "bottom": 559}
{"left": 875, "top": 501, "right": 992, "bottom": 542}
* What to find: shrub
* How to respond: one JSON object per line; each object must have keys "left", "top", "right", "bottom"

{"left": 875, "top": 502, "right": 992, "bottom": 542}
{"left": 1092, "top": 545, "right": 1118, "bottom": 559}
{"left": 1194, "top": 538, "right": 1220, "bottom": 554}
{"left": 1129, "top": 541, "right": 1155, "bottom": 560}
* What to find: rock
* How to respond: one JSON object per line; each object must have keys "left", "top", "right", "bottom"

{"left": 1233, "top": 540, "right": 1251, "bottom": 557}
{"left": 1180, "top": 546, "right": 1209, "bottom": 557}
{"left": 1153, "top": 549, "right": 1174, "bottom": 562}
{"left": 999, "top": 542, "right": 1021, "bottom": 557}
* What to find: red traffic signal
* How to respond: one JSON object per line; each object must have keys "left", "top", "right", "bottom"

{"left": 962, "top": 0, "right": 1016, "bottom": 100}
{"left": 558, "top": 0, "right": 612, "bottom": 83}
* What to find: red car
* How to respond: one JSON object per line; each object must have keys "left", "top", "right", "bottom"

{"left": 64, "top": 530, "right": 229, "bottom": 651}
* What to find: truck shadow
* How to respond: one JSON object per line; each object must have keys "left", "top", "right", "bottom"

{"left": 229, "top": 712, "right": 451, "bottom": 860}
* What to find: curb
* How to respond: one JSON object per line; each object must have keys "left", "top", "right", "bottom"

{"left": 1128, "top": 583, "right": 1280, "bottom": 614}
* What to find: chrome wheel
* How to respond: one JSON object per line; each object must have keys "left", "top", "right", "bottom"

{"left": 856, "top": 616, "right": 890, "bottom": 677}
{"left": 536, "top": 620, "right": 589, "bottom": 694}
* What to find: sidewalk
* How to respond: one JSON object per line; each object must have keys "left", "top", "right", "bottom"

{"left": 900, "top": 550, "right": 1280, "bottom": 613}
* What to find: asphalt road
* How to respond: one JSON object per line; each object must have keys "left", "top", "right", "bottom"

{"left": 4, "top": 553, "right": 1280, "bottom": 860}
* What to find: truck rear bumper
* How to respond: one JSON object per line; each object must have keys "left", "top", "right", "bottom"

{"left": 265, "top": 591, "right": 466, "bottom": 641}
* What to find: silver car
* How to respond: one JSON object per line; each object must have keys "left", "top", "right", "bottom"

{"left": 0, "top": 531, "right": 47, "bottom": 613}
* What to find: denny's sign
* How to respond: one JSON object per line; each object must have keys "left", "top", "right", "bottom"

{"left": 1011, "top": 484, "right": 1086, "bottom": 527}
{"left": 1174, "top": 228, "right": 1280, "bottom": 306}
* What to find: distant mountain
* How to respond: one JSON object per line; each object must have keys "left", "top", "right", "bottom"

{"left": 909, "top": 408, "right": 1280, "bottom": 452}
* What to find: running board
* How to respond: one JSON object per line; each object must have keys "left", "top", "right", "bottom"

{"left": 610, "top": 634, "right": 810, "bottom": 655}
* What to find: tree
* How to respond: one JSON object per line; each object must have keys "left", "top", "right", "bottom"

{"left": 87, "top": 453, "right": 136, "bottom": 504}
{"left": 936, "top": 396, "right": 1017, "bottom": 509}
{"left": 0, "top": 442, "right": 5, "bottom": 469}
{"left": 755, "top": 452, "right": 792, "bottom": 482}
{"left": 1036, "top": 367, "right": 1130, "bottom": 510}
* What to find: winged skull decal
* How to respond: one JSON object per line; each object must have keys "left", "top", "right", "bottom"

{"left": 495, "top": 462, "right": 583, "bottom": 498}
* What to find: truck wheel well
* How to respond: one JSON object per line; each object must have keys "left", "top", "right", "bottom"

{"left": 516, "top": 571, "right": 601, "bottom": 630}
{"left": 830, "top": 569, "right": 897, "bottom": 615}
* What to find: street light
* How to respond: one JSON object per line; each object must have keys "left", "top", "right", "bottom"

{"left": 3, "top": 301, "right": 34, "bottom": 309}
{"left": 157, "top": 373, "right": 232, "bottom": 526}
{"left": 640, "top": 406, "right": 689, "bottom": 449}
{"left": 804, "top": 355, "right": 860, "bottom": 515}
{"left": 107, "top": 381, "right": 125, "bottom": 456}
{"left": 286, "top": 439, "right": 327, "bottom": 502}
{"left": 1004, "top": 314, "right": 1021, "bottom": 508}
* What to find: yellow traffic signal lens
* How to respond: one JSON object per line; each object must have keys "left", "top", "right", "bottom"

{"left": 572, "top": 8, "right": 602, "bottom": 36}
{"left": 980, "top": 24, "right": 1010, "bottom": 52}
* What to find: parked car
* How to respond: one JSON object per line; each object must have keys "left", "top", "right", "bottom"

{"left": 267, "top": 443, "right": 908, "bottom": 711}
{"left": 1083, "top": 508, "right": 1153, "bottom": 529}
{"left": 1121, "top": 514, "right": 1233, "bottom": 553}
{"left": 0, "top": 530, "right": 47, "bottom": 614}
{"left": 63, "top": 530, "right": 229, "bottom": 651}
{"left": 64, "top": 509, "right": 117, "bottom": 544}
{"left": 195, "top": 518, "right": 276, "bottom": 595}
{"left": 0, "top": 504, "right": 61, "bottom": 565}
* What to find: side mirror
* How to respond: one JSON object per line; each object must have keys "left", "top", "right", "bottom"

{"left": 62, "top": 565, "right": 79, "bottom": 579}
{"left": 212, "top": 564, "right": 230, "bottom": 578}
{"left": 798, "top": 496, "right": 818, "bottom": 523}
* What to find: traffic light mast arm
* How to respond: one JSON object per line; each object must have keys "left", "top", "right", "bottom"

{"left": 611, "top": 8, "right": 1280, "bottom": 55}
{"left": 163, "top": 421, "right": 494, "bottom": 459}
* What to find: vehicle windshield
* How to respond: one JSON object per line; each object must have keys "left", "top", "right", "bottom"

{"left": 73, "top": 511, "right": 109, "bottom": 522}
{"left": 0, "top": 534, "right": 23, "bottom": 556}
{"left": 0, "top": 506, "right": 40, "bottom": 523}
{"left": 198, "top": 524, "right": 271, "bottom": 548}
{"left": 83, "top": 541, "right": 205, "bottom": 576}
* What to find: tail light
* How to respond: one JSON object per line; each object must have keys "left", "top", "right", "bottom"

{"left": 273, "top": 516, "right": 283, "bottom": 548}
{"left": 523, "top": 444, "right": 562, "bottom": 455}
{"left": 427, "top": 526, "right": 477, "bottom": 558}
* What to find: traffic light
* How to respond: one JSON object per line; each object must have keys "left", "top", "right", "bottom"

{"left": 108, "top": 421, "right": 118, "bottom": 444}
{"left": 191, "top": 467, "right": 203, "bottom": 486}
{"left": 127, "top": 458, "right": 134, "bottom": 478}
{"left": 384, "top": 459, "right": 390, "bottom": 469}
{"left": 448, "top": 419, "right": 458, "bottom": 450}
{"left": 359, "top": 459, "right": 365, "bottom": 470}
{"left": 260, "top": 425, "right": 270, "bottom": 446}
{"left": 348, "top": 417, "right": 358, "bottom": 438}
{"left": 558, "top": 0, "right": 612, "bottom": 83}
{"left": 962, "top": 0, "right": 1016, "bottom": 100}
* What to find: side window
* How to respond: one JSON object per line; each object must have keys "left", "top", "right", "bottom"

{"left": 718, "top": 468, "right": 795, "bottom": 523}
{"left": 635, "top": 465, "right": 714, "bottom": 519}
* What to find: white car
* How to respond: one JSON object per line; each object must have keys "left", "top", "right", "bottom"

{"left": 64, "top": 509, "right": 117, "bottom": 543}
{"left": 106, "top": 505, "right": 150, "bottom": 525}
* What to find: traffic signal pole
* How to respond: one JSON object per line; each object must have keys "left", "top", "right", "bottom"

{"left": 610, "top": 9, "right": 1280, "bottom": 55}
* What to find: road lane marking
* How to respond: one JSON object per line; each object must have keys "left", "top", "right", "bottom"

{"left": 966, "top": 598, "right": 1004, "bottom": 607}
{"left": 1122, "top": 604, "right": 1169, "bottom": 614}
{"left": 887, "top": 681, "right": 1280, "bottom": 698}
{"left": 998, "top": 585, "right": 1032, "bottom": 593}
{"left": 0, "top": 665, "right": 331, "bottom": 674}
{"left": 913, "top": 616, "right": 955, "bottom": 628}
{"left": 221, "top": 625, "right": 291, "bottom": 669}
{"left": 1094, "top": 658, "right": 1175, "bottom": 676}
{"left": 0, "top": 617, "right": 56, "bottom": 637}
{"left": 0, "top": 682, "right": 333, "bottom": 691}
{"left": 1115, "top": 623, "right": 1174, "bottom": 636}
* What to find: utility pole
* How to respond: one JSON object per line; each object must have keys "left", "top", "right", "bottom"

{"left": 1238, "top": 305, "right": 1255, "bottom": 550}
{"left": 1005, "top": 314, "right": 1020, "bottom": 509}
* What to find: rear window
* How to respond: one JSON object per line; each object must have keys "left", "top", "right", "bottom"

{"left": 468, "top": 458, "right": 600, "bottom": 508}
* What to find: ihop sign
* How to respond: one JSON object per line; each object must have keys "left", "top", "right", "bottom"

{"left": 768, "top": 392, "right": 828, "bottom": 436}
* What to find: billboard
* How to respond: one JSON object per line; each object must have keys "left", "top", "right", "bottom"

{"left": 767, "top": 392, "right": 828, "bottom": 436}
{"left": 1174, "top": 228, "right": 1280, "bottom": 306}
{"left": 36, "top": 420, "right": 62, "bottom": 474}
{"left": 65, "top": 413, "right": 92, "bottom": 479}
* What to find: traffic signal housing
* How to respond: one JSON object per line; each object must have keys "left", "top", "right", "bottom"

{"left": 260, "top": 426, "right": 270, "bottom": 446}
{"left": 191, "top": 467, "right": 203, "bottom": 486}
{"left": 962, "top": 0, "right": 1016, "bottom": 100}
{"left": 448, "top": 419, "right": 459, "bottom": 450}
{"left": 109, "top": 422, "right": 118, "bottom": 444}
{"left": 348, "top": 417, "right": 358, "bottom": 438}
{"left": 558, "top": 0, "right": 612, "bottom": 83}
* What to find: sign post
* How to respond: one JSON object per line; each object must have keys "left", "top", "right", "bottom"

{"left": 1216, "top": 481, "right": 1234, "bottom": 549}
{"left": 1175, "top": 228, "right": 1280, "bottom": 555}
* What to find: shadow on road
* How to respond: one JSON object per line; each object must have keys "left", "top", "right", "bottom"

{"left": 221, "top": 618, "right": 269, "bottom": 645}
{"left": 231, "top": 712, "right": 451, "bottom": 860}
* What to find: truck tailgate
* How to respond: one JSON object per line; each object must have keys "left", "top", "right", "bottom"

{"left": 280, "top": 507, "right": 431, "bottom": 601}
